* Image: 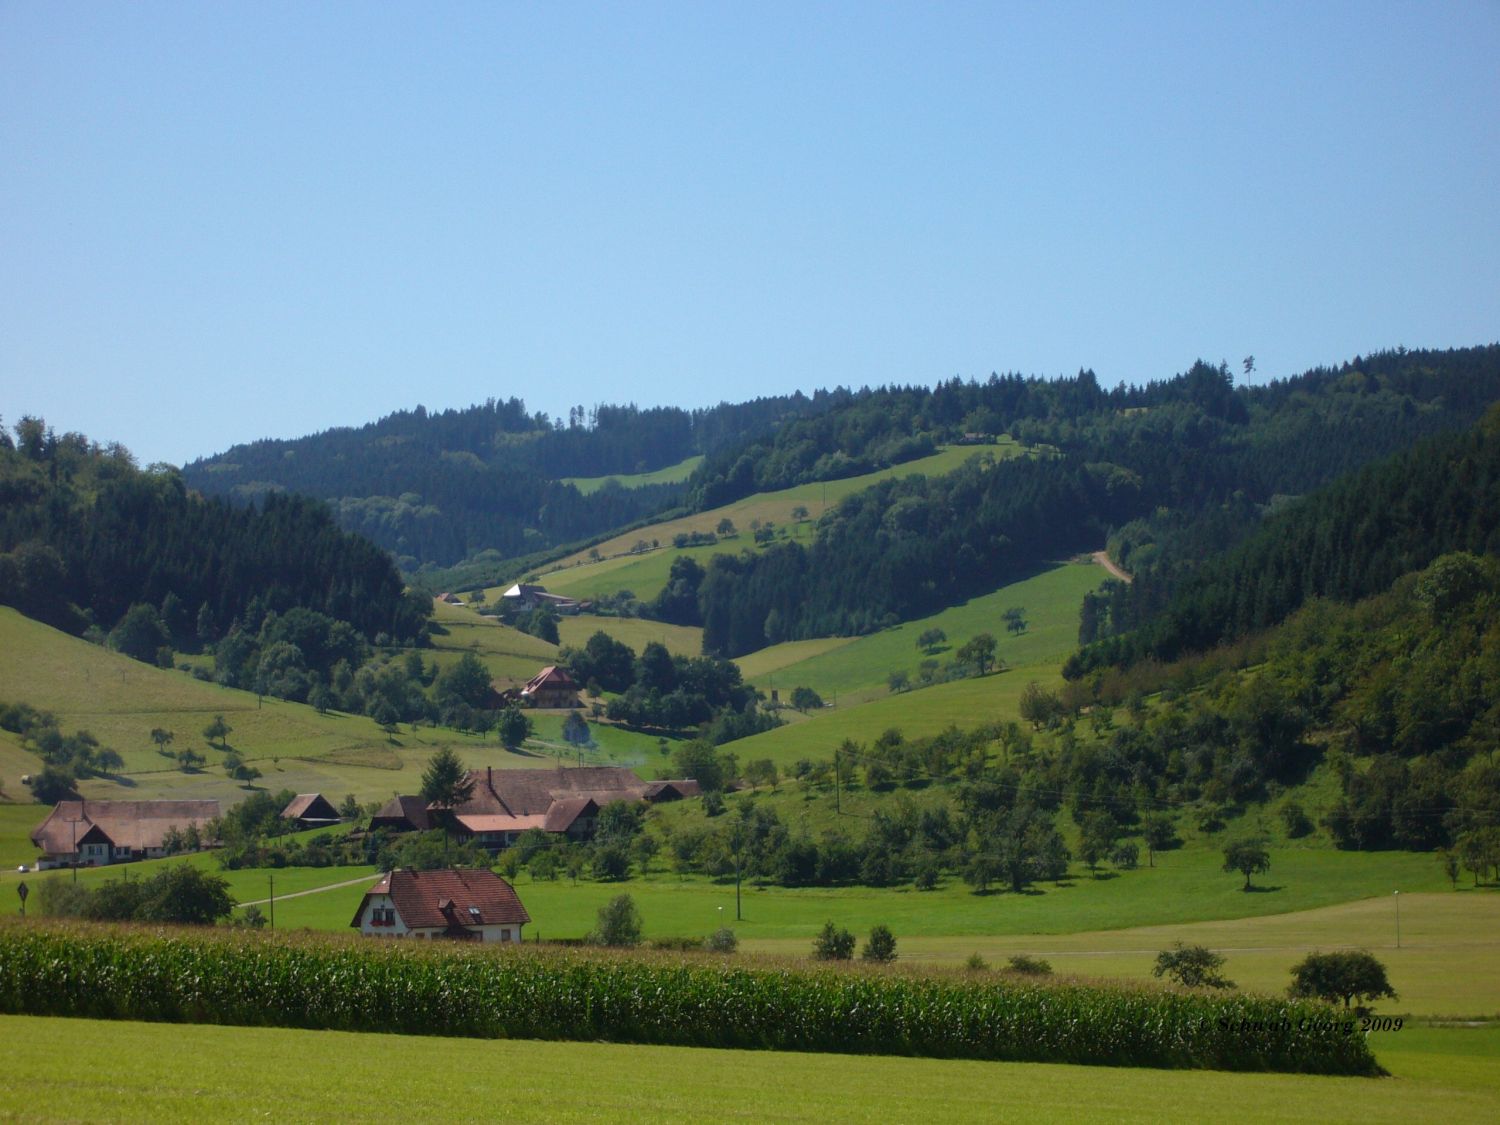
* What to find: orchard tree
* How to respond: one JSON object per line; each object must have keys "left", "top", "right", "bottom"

{"left": 150, "top": 727, "right": 175, "bottom": 756}
{"left": 956, "top": 633, "right": 998, "bottom": 674}
{"left": 203, "top": 714, "right": 232, "bottom": 751}
{"left": 1002, "top": 606, "right": 1027, "bottom": 635}
{"left": 1153, "top": 943, "right": 1234, "bottom": 989}
{"left": 916, "top": 628, "right": 946, "bottom": 653}
{"left": 1222, "top": 838, "right": 1272, "bottom": 891}
{"left": 1289, "top": 951, "right": 1396, "bottom": 1011}
{"left": 497, "top": 706, "right": 533, "bottom": 750}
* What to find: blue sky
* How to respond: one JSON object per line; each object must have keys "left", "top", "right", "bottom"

{"left": 2, "top": 2, "right": 1497, "bottom": 467}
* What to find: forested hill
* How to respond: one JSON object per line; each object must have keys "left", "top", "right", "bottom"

{"left": 184, "top": 393, "right": 847, "bottom": 568}
{"left": 0, "top": 417, "right": 426, "bottom": 647}
{"left": 1065, "top": 406, "right": 1500, "bottom": 677}
{"left": 687, "top": 346, "right": 1500, "bottom": 657}
{"left": 686, "top": 346, "right": 1500, "bottom": 511}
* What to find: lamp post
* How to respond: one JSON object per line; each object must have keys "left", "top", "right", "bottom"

{"left": 1394, "top": 890, "right": 1400, "bottom": 949}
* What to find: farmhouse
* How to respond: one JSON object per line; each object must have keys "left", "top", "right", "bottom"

{"left": 280, "top": 793, "right": 341, "bottom": 830}
{"left": 520, "top": 664, "right": 581, "bottom": 708}
{"left": 501, "top": 582, "right": 581, "bottom": 614}
{"left": 30, "top": 799, "right": 220, "bottom": 868}
{"left": 386, "top": 765, "right": 701, "bottom": 851}
{"left": 351, "top": 867, "right": 530, "bottom": 942}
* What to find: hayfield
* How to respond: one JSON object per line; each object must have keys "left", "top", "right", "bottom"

{"left": 555, "top": 613, "right": 705, "bottom": 659}
{"left": 0, "top": 1015, "right": 1495, "bottom": 1123}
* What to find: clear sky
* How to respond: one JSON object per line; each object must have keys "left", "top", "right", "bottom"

{"left": 2, "top": 2, "right": 1497, "bottom": 467}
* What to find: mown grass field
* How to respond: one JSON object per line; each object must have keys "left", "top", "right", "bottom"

{"left": 555, "top": 613, "right": 705, "bottom": 658}
{"left": 561, "top": 453, "right": 703, "bottom": 494}
{"left": 1, "top": 1014, "right": 1495, "bottom": 1123}
{"left": 741, "top": 559, "right": 1106, "bottom": 705}
{"left": 534, "top": 443, "right": 1018, "bottom": 584}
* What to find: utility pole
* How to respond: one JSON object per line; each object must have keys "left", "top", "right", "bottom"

{"left": 1394, "top": 890, "right": 1400, "bottom": 949}
{"left": 834, "top": 745, "right": 840, "bottom": 815}
{"left": 269, "top": 873, "right": 276, "bottom": 931}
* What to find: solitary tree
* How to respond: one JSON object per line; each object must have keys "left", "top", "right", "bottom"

{"left": 1222, "top": 838, "right": 1272, "bottom": 891}
{"left": 150, "top": 727, "right": 175, "bottom": 756}
{"left": 790, "top": 686, "right": 823, "bottom": 712}
{"left": 1288, "top": 951, "right": 1396, "bottom": 1011}
{"left": 1153, "top": 942, "right": 1234, "bottom": 989}
{"left": 1002, "top": 606, "right": 1027, "bottom": 635}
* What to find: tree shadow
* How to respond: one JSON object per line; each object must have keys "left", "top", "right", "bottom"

{"left": 1242, "top": 884, "right": 1284, "bottom": 894}
{"left": 1088, "top": 871, "right": 1120, "bottom": 881}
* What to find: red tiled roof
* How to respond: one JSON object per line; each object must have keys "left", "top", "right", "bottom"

{"left": 351, "top": 868, "right": 530, "bottom": 931}
{"left": 31, "top": 800, "right": 220, "bottom": 855}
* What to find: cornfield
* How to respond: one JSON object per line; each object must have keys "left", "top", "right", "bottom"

{"left": 0, "top": 921, "right": 1381, "bottom": 1075}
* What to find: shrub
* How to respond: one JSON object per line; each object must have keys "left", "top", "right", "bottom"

{"left": 1006, "top": 954, "right": 1053, "bottom": 976}
{"left": 591, "top": 894, "right": 642, "bottom": 947}
{"left": 705, "top": 927, "right": 739, "bottom": 954}
{"left": 964, "top": 952, "right": 990, "bottom": 973}
{"left": 860, "top": 924, "right": 898, "bottom": 963}
{"left": 811, "top": 920, "right": 855, "bottom": 961}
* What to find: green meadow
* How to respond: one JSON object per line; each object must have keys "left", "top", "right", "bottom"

{"left": 561, "top": 453, "right": 704, "bottom": 493}
{"left": 555, "top": 613, "right": 705, "bottom": 658}
{"left": 1, "top": 1015, "right": 1495, "bottom": 1123}
{"left": 533, "top": 443, "right": 1021, "bottom": 586}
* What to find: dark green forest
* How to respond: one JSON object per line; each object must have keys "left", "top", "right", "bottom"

{"left": 0, "top": 417, "right": 426, "bottom": 648}
{"left": 1067, "top": 407, "right": 1500, "bottom": 676}
{"left": 184, "top": 392, "right": 849, "bottom": 567}
{"left": 687, "top": 348, "right": 1500, "bottom": 656}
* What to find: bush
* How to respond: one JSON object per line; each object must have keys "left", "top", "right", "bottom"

{"left": 1281, "top": 801, "right": 1314, "bottom": 839}
{"left": 591, "top": 894, "right": 642, "bottom": 947}
{"left": 705, "top": 927, "right": 739, "bottom": 954}
{"left": 1006, "top": 954, "right": 1053, "bottom": 976}
{"left": 811, "top": 920, "right": 855, "bottom": 961}
{"left": 964, "top": 952, "right": 990, "bottom": 973}
{"left": 860, "top": 924, "right": 898, "bottom": 963}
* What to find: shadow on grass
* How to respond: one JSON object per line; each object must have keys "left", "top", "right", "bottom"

{"left": 1242, "top": 884, "right": 1285, "bottom": 894}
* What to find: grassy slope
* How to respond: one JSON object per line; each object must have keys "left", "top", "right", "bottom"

{"left": 561, "top": 454, "right": 704, "bottom": 494}
{"left": 525, "top": 444, "right": 1019, "bottom": 601}
{"left": 555, "top": 614, "right": 704, "bottom": 659}
{"left": 743, "top": 560, "right": 1104, "bottom": 704}
{"left": 2, "top": 1015, "right": 1495, "bottom": 1123}
{"left": 0, "top": 607, "right": 647, "bottom": 813}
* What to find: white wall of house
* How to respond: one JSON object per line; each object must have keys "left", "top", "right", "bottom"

{"left": 357, "top": 893, "right": 412, "bottom": 938}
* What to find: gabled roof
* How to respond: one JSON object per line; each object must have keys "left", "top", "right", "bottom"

{"left": 350, "top": 868, "right": 530, "bottom": 931}
{"left": 503, "top": 583, "right": 548, "bottom": 598}
{"left": 281, "top": 793, "right": 340, "bottom": 822}
{"left": 370, "top": 795, "right": 431, "bottom": 832}
{"left": 542, "top": 796, "right": 598, "bottom": 832}
{"left": 522, "top": 665, "right": 578, "bottom": 694}
{"left": 643, "top": 779, "right": 703, "bottom": 801}
{"left": 454, "top": 766, "right": 648, "bottom": 817}
{"left": 31, "top": 800, "right": 220, "bottom": 854}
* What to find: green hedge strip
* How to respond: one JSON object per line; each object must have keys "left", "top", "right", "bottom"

{"left": 0, "top": 923, "right": 1381, "bottom": 1075}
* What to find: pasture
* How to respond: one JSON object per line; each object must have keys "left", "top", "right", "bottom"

{"left": 561, "top": 453, "right": 703, "bottom": 493}
{"left": 537, "top": 443, "right": 1018, "bottom": 577}
{"left": 0, "top": 1015, "right": 1494, "bottom": 1123}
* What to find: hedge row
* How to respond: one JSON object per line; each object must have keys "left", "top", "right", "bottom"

{"left": 0, "top": 922, "right": 1381, "bottom": 1075}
